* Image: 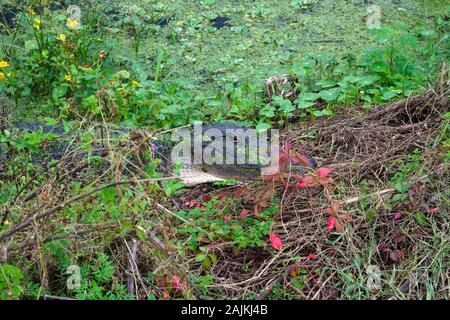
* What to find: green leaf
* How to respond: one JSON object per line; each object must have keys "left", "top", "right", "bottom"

{"left": 202, "top": 256, "right": 211, "bottom": 269}
{"left": 419, "top": 29, "right": 436, "bottom": 37}
{"left": 116, "top": 70, "right": 131, "bottom": 79}
{"left": 319, "top": 89, "right": 340, "bottom": 102}
{"left": 316, "top": 79, "right": 336, "bottom": 88}
{"left": 370, "top": 61, "right": 389, "bottom": 73}
{"left": 260, "top": 106, "right": 276, "bottom": 118}
{"left": 343, "top": 75, "right": 360, "bottom": 83}
{"left": 24, "top": 40, "right": 38, "bottom": 51}
{"left": 299, "top": 92, "right": 320, "bottom": 101}
{"left": 273, "top": 96, "right": 294, "bottom": 113}
{"left": 21, "top": 87, "right": 31, "bottom": 97}
{"left": 43, "top": 117, "right": 58, "bottom": 125}
{"left": 83, "top": 95, "right": 100, "bottom": 115}
{"left": 311, "top": 108, "right": 333, "bottom": 117}
{"left": 52, "top": 85, "right": 68, "bottom": 99}
{"left": 357, "top": 75, "right": 379, "bottom": 87}
{"left": 297, "top": 100, "right": 315, "bottom": 109}
{"left": 136, "top": 228, "right": 147, "bottom": 242}
{"left": 382, "top": 89, "right": 397, "bottom": 101}
{"left": 415, "top": 212, "right": 427, "bottom": 225}
{"left": 119, "top": 221, "right": 133, "bottom": 236}
{"left": 256, "top": 123, "right": 271, "bottom": 133}
{"left": 195, "top": 254, "right": 206, "bottom": 262}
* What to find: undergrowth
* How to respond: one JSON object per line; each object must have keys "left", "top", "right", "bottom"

{"left": 0, "top": 1, "right": 448, "bottom": 300}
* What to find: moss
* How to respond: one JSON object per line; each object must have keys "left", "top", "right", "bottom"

{"left": 127, "top": 0, "right": 447, "bottom": 94}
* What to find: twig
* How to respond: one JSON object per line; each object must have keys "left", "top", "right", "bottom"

{"left": 125, "top": 238, "right": 148, "bottom": 298}
{"left": 344, "top": 188, "right": 394, "bottom": 204}
{"left": 343, "top": 175, "right": 428, "bottom": 205}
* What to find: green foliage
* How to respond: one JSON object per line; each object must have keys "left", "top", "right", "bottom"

{"left": 0, "top": 264, "right": 24, "bottom": 300}
{"left": 2, "top": 5, "right": 446, "bottom": 130}
{"left": 176, "top": 197, "right": 279, "bottom": 261}
{"left": 0, "top": 3, "right": 205, "bottom": 128}
{"left": 73, "top": 253, "right": 134, "bottom": 300}
{"left": 389, "top": 148, "right": 423, "bottom": 206}
{"left": 0, "top": 128, "right": 58, "bottom": 153}
{"left": 290, "top": 0, "right": 318, "bottom": 10}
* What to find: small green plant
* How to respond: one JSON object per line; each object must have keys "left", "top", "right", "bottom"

{"left": 72, "top": 253, "right": 134, "bottom": 300}
{"left": 0, "top": 264, "right": 24, "bottom": 300}
{"left": 0, "top": 127, "right": 58, "bottom": 153}
{"left": 389, "top": 148, "right": 422, "bottom": 205}
{"left": 176, "top": 197, "right": 279, "bottom": 261}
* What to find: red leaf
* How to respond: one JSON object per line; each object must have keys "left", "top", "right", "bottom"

{"left": 389, "top": 249, "right": 405, "bottom": 262}
{"left": 185, "top": 200, "right": 202, "bottom": 208}
{"left": 325, "top": 202, "right": 341, "bottom": 216}
{"left": 296, "top": 154, "right": 314, "bottom": 168}
{"left": 262, "top": 174, "right": 276, "bottom": 182}
{"left": 327, "top": 217, "right": 336, "bottom": 233}
{"left": 239, "top": 209, "right": 249, "bottom": 219}
{"left": 393, "top": 212, "right": 402, "bottom": 220}
{"left": 235, "top": 187, "right": 248, "bottom": 196}
{"left": 269, "top": 233, "right": 283, "bottom": 251}
{"left": 295, "top": 179, "right": 308, "bottom": 189}
{"left": 217, "top": 193, "right": 227, "bottom": 200}
{"left": 295, "top": 175, "right": 316, "bottom": 189}
{"left": 426, "top": 207, "right": 439, "bottom": 215}
{"left": 172, "top": 275, "right": 187, "bottom": 291}
{"left": 317, "top": 167, "right": 332, "bottom": 177}
{"left": 283, "top": 140, "right": 293, "bottom": 153}
{"left": 306, "top": 253, "right": 318, "bottom": 260}
{"left": 162, "top": 288, "right": 170, "bottom": 299}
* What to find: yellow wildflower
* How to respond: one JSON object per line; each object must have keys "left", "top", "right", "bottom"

{"left": 0, "top": 71, "right": 9, "bottom": 80}
{"left": 0, "top": 60, "right": 9, "bottom": 68}
{"left": 57, "top": 34, "right": 67, "bottom": 42}
{"left": 67, "top": 19, "right": 79, "bottom": 30}
{"left": 33, "top": 19, "right": 41, "bottom": 30}
{"left": 132, "top": 80, "right": 141, "bottom": 87}
{"left": 65, "top": 74, "right": 71, "bottom": 81}
{"left": 27, "top": 7, "right": 36, "bottom": 15}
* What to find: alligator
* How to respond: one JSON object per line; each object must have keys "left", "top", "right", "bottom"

{"left": 0, "top": 121, "right": 317, "bottom": 185}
